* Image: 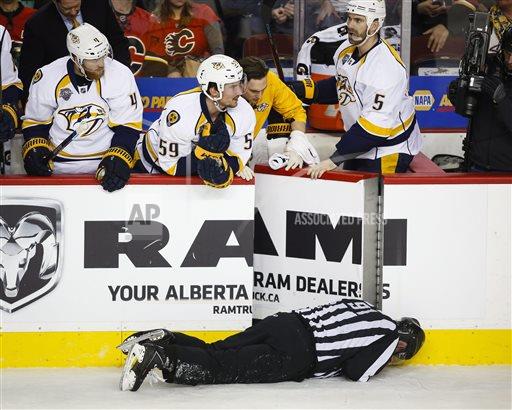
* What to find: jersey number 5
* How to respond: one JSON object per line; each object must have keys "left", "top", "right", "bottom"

{"left": 159, "top": 140, "right": 178, "bottom": 157}
{"left": 373, "top": 94, "right": 385, "bottom": 110}
{"left": 244, "top": 133, "right": 253, "bottom": 150}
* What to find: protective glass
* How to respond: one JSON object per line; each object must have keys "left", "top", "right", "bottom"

{"left": 224, "top": 74, "right": 248, "bottom": 95}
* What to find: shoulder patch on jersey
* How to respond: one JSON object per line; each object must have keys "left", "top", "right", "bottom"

{"left": 166, "top": 110, "right": 180, "bottom": 127}
{"left": 59, "top": 87, "right": 73, "bottom": 101}
{"left": 32, "top": 69, "right": 43, "bottom": 84}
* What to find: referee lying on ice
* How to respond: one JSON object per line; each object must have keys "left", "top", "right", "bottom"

{"left": 118, "top": 298, "right": 425, "bottom": 391}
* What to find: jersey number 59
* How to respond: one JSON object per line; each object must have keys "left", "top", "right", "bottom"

{"left": 159, "top": 140, "right": 179, "bottom": 157}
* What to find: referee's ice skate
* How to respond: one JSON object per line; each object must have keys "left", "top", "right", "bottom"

{"left": 119, "top": 343, "right": 171, "bottom": 392}
{"left": 117, "top": 329, "right": 174, "bottom": 355}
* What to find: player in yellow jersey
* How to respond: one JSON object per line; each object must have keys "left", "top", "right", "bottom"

{"left": 238, "top": 57, "right": 319, "bottom": 172}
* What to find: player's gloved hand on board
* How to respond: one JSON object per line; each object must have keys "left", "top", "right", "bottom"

{"left": 0, "top": 105, "right": 18, "bottom": 143}
{"left": 286, "top": 78, "right": 317, "bottom": 105}
{"left": 22, "top": 137, "right": 53, "bottom": 176}
{"left": 195, "top": 117, "right": 230, "bottom": 159}
{"left": 197, "top": 156, "right": 233, "bottom": 188}
{"left": 96, "top": 147, "right": 133, "bottom": 192}
{"left": 236, "top": 165, "right": 254, "bottom": 181}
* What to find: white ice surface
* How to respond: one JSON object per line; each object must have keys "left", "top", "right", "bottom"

{"left": 1, "top": 366, "right": 511, "bottom": 409}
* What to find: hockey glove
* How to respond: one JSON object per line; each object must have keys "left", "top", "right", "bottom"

{"left": 481, "top": 75, "right": 507, "bottom": 104}
{"left": 22, "top": 137, "right": 53, "bottom": 176}
{"left": 197, "top": 156, "right": 234, "bottom": 188}
{"left": 236, "top": 165, "right": 254, "bottom": 181}
{"left": 195, "top": 118, "right": 231, "bottom": 159}
{"left": 96, "top": 147, "right": 133, "bottom": 192}
{"left": 0, "top": 104, "right": 18, "bottom": 143}
{"left": 287, "top": 78, "right": 317, "bottom": 104}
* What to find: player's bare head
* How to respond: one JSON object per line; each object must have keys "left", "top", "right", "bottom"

{"left": 67, "top": 23, "right": 111, "bottom": 81}
{"left": 53, "top": 0, "right": 81, "bottom": 19}
{"left": 238, "top": 57, "right": 269, "bottom": 106}
{"left": 392, "top": 317, "right": 425, "bottom": 363}
{"left": 346, "top": 0, "right": 385, "bottom": 45}
{"left": 197, "top": 54, "right": 247, "bottom": 111}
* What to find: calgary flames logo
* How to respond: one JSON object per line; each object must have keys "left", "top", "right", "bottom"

{"left": 336, "top": 75, "right": 356, "bottom": 106}
{"left": 164, "top": 28, "right": 195, "bottom": 57}
{"left": 58, "top": 104, "right": 106, "bottom": 137}
{"left": 127, "top": 35, "right": 146, "bottom": 76}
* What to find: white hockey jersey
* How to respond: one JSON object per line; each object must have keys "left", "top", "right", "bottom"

{"left": 22, "top": 56, "right": 142, "bottom": 174}
{"left": 1, "top": 26, "right": 22, "bottom": 92}
{"left": 137, "top": 88, "right": 256, "bottom": 175}
{"left": 333, "top": 38, "right": 422, "bottom": 159}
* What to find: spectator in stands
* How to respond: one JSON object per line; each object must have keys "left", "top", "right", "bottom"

{"left": 412, "top": 0, "right": 482, "bottom": 53}
{"left": 19, "top": 0, "right": 131, "bottom": 100}
{"left": 110, "top": 0, "right": 151, "bottom": 76}
{"left": 0, "top": 0, "right": 35, "bottom": 65}
{"left": 200, "top": 0, "right": 265, "bottom": 59}
{"left": 270, "top": 0, "right": 343, "bottom": 38}
{"left": 488, "top": 0, "right": 512, "bottom": 54}
{"left": 448, "top": 25, "right": 512, "bottom": 171}
{"left": 141, "top": 0, "right": 223, "bottom": 78}
{"left": 238, "top": 56, "right": 319, "bottom": 170}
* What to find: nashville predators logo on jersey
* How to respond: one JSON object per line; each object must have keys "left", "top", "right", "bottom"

{"left": 164, "top": 29, "right": 195, "bottom": 57}
{"left": 336, "top": 75, "right": 356, "bottom": 106}
{"left": 254, "top": 103, "right": 269, "bottom": 112}
{"left": 58, "top": 104, "right": 106, "bottom": 136}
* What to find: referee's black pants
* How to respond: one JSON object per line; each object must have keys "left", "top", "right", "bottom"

{"left": 161, "top": 312, "right": 317, "bottom": 385}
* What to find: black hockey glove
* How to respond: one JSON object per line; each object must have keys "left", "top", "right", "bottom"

{"left": 287, "top": 78, "right": 317, "bottom": 104}
{"left": 481, "top": 75, "right": 507, "bottom": 104}
{"left": 0, "top": 104, "right": 18, "bottom": 143}
{"left": 196, "top": 156, "right": 233, "bottom": 189}
{"left": 22, "top": 137, "right": 53, "bottom": 176}
{"left": 195, "top": 117, "right": 230, "bottom": 159}
{"left": 96, "top": 148, "right": 133, "bottom": 192}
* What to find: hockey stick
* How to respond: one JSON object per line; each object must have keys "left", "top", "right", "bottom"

{"left": 45, "top": 119, "right": 96, "bottom": 164}
{"left": 264, "top": 23, "right": 285, "bottom": 81}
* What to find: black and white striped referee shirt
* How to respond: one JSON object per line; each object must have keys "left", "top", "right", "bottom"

{"left": 296, "top": 298, "right": 399, "bottom": 382}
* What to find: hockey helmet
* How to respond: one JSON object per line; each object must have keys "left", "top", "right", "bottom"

{"left": 67, "top": 23, "right": 111, "bottom": 66}
{"left": 347, "top": 0, "right": 386, "bottom": 33}
{"left": 196, "top": 54, "right": 246, "bottom": 102}
{"left": 395, "top": 317, "right": 425, "bottom": 360}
